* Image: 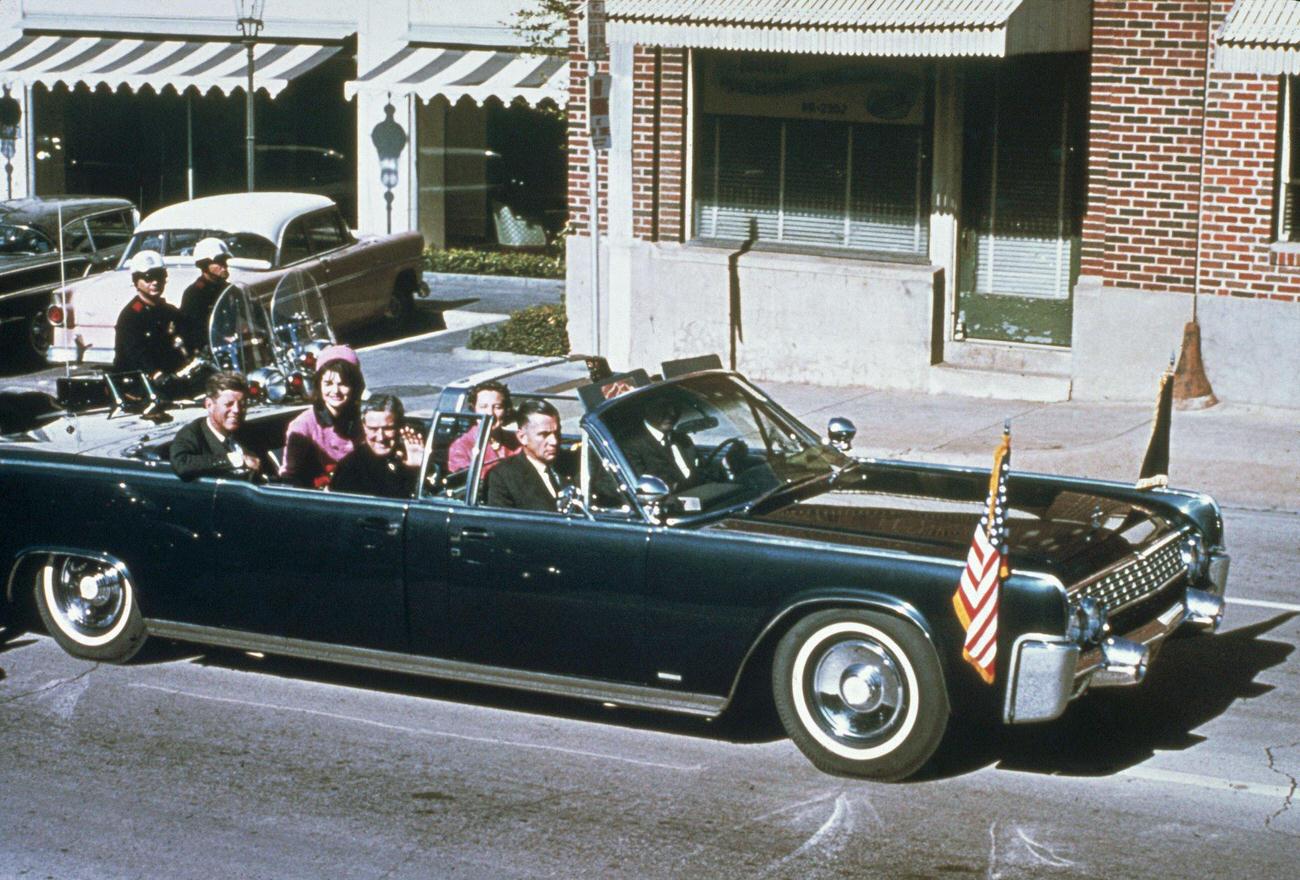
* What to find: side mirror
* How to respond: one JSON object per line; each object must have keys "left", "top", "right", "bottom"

{"left": 827, "top": 417, "right": 856, "bottom": 451}
{"left": 557, "top": 484, "right": 587, "bottom": 516}
{"left": 635, "top": 474, "right": 671, "bottom": 520}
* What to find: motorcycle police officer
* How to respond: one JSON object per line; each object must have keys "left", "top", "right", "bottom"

{"left": 179, "top": 237, "right": 232, "bottom": 354}
{"left": 113, "top": 249, "right": 189, "bottom": 377}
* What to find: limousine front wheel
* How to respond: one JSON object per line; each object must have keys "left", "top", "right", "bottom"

{"left": 35, "top": 556, "right": 146, "bottom": 663}
{"left": 773, "top": 609, "right": 948, "bottom": 781}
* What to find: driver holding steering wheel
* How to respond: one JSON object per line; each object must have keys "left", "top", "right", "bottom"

{"left": 621, "top": 397, "right": 699, "bottom": 492}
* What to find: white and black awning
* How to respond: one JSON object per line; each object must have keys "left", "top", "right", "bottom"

{"left": 0, "top": 33, "right": 341, "bottom": 97}
{"left": 605, "top": 0, "right": 1091, "bottom": 57}
{"left": 1217, "top": 0, "right": 1300, "bottom": 74}
{"left": 345, "top": 47, "right": 567, "bottom": 107}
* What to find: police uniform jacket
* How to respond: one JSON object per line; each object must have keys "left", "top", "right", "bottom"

{"left": 114, "top": 295, "right": 188, "bottom": 374}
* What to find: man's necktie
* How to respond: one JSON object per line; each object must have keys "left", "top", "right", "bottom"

{"left": 546, "top": 466, "right": 562, "bottom": 494}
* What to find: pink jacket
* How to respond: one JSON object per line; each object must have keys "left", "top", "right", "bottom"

{"left": 281, "top": 406, "right": 361, "bottom": 487}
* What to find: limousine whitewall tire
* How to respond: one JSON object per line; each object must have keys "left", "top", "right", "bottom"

{"left": 773, "top": 609, "right": 948, "bottom": 781}
{"left": 35, "top": 555, "right": 146, "bottom": 662}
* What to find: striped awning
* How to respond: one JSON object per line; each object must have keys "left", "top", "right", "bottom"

{"left": 0, "top": 33, "right": 341, "bottom": 98}
{"left": 345, "top": 47, "right": 568, "bottom": 106}
{"left": 605, "top": 0, "right": 1091, "bottom": 57}
{"left": 1217, "top": 0, "right": 1300, "bottom": 74}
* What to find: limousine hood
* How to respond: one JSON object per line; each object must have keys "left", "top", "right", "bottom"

{"left": 712, "top": 487, "right": 1173, "bottom": 587}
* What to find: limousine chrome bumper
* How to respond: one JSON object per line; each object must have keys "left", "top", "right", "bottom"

{"left": 1003, "top": 550, "right": 1229, "bottom": 725}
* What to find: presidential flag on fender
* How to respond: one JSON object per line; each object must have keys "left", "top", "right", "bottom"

{"left": 952, "top": 426, "right": 1011, "bottom": 685}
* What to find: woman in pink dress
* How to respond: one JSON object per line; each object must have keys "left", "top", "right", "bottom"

{"left": 281, "top": 345, "right": 365, "bottom": 488}
{"left": 447, "top": 379, "right": 520, "bottom": 475}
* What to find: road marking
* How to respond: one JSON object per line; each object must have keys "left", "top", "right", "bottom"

{"left": 1120, "top": 766, "right": 1294, "bottom": 799}
{"left": 129, "top": 683, "right": 701, "bottom": 772}
{"left": 357, "top": 311, "right": 508, "bottom": 353}
{"left": 1228, "top": 597, "right": 1300, "bottom": 613}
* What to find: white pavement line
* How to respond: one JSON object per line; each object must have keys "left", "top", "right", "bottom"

{"left": 129, "top": 683, "right": 701, "bottom": 772}
{"left": 357, "top": 311, "right": 509, "bottom": 353}
{"left": 1120, "top": 766, "right": 1294, "bottom": 799}
{"left": 1228, "top": 597, "right": 1300, "bottom": 613}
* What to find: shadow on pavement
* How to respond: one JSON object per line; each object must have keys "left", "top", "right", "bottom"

{"left": 337, "top": 301, "right": 457, "bottom": 349}
{"left": 920, "top": 613, "right": 1296, "bottom": 781}
{"left": 180, "top": 644, "right": 785, "bottom": 746}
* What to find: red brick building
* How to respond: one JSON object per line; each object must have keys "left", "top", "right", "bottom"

{"left": 566, "top": 0, "right": 1300, "bottom": 408}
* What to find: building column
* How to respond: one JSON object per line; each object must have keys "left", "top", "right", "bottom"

{"left": 928, "top": 66, "right": 962, "bottom": 359}
{"left": 605, "top": 41, "right": 636, "bottom": 366}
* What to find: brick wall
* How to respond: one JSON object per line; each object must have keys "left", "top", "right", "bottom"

{"left": 1082, "top": 0, "right": 1212, "bottom": 294}
{"left": 568, "top": 4, "right": 607, "bottom": 236}
{"left": 1199, "top": 67, "right": 1300, "bottom": 303}
{"left": 626, "top": 45, "right": 688, "bottom": 241}
{"left": 1085, "top": 0, "right": 1300, "bottom": 304}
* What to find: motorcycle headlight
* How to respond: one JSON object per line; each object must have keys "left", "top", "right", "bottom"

{"left": 1179, "top": 533, "right": 1207, "bottom": 579}
{"left": 1066, "top": 596, "right": 1107, "bottom": 645}
{"left": 248, "top": 367, "right": 288, "bottom": 404}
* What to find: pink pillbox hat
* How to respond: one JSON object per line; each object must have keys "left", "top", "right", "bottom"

{"left": 315, "top": 344, "right": 360, "bottom": 371}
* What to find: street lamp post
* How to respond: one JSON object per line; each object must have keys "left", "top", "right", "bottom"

{"left": 235, "top": 0, "right": 266, "bottom": 192}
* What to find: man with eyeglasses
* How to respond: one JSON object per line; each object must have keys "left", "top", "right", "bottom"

{"left": 113, "top": 249, "right": 189, "bottom": 377}
{"left": 330, "top": 394, "right": 425, "bottom": 498}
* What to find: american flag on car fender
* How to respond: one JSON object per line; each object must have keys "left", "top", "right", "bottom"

{"left": 952, "top": 425, "right": 1011, "bottom": 685}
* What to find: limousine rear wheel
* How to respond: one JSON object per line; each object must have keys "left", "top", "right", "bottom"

{"left": 35, "top": 556, "right": 146, "bottom": 663}
{"left": 773, "top": 609, "right": 947, "bottom": 781}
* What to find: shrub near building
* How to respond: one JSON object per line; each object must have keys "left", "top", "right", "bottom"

{"left": 469, "top": 300, "right": 570, "bottom": 356}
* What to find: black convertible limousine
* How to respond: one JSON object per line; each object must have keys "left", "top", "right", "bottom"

{"left": 0, "top": 356, "right": 1230, "bottom": 779}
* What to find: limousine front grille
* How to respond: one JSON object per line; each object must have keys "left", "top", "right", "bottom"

{"left": 1072, "top": 535, "right": 1187, "bottom": 614}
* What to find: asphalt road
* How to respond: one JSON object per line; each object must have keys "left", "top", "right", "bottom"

{"left": 0, "top": 505, "right": 1295, "bottom": 879}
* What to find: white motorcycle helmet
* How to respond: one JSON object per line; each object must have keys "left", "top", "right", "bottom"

{"left": 127, "top": 249, "right": 166, "bottom": 277}
{"left": 193, "top": 237, "right": 232, "bottom": 268}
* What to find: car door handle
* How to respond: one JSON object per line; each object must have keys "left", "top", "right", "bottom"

{"left": 458, "top": 527, "right": 492, "bottom": 540}
{"left": 359, "top": 517, "right": 401, "bottom": 536}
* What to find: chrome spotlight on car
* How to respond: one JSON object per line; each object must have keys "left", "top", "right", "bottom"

{"left": 247, "top": 366, "right": 289, "bottom": 404}
{"left": 1091, "top": 636, "right": 1149, "bottom": 687}
{"left": 1184, "top": 587, "right": 1225, "bottom": 632}
{"left": 1066, "top": 596, "right": 1108, "bottom": 645}
{"left": 827, "top": 417, "right": 856, "bottom": 451}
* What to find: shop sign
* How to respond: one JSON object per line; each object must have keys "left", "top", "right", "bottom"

{"left": 699, "top": 54, "right": 925, "bottom": 126}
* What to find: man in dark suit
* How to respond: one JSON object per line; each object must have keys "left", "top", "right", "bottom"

{"left": 170, "top": 371, "right": 267, "bottom": 480}
{"left": 485, "top": 399, "right": 569, "bottom": 511}
{"left": 619, "top": 396, "right": 698, "bottom": 491}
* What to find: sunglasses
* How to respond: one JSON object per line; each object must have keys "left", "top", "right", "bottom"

{"left": 142, "top": 269, "right": 168, "bottom": 282}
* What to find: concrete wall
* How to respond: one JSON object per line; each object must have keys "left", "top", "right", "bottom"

{"left": 571, "top": 237, "right": 942, "bottom": 389}
{"left": 1072, "top": 276, "right": 1300, "bottom": 409}
{"left": 18, "top": 0, "right": 356, "bottom": 39}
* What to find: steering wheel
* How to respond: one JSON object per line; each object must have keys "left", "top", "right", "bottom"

{"left": 703, "top": 437, "right": 748, "bottom": 481}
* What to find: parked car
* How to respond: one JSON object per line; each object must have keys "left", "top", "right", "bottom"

{"left": 0, "top": 196, "right": 137, "bottom": 363}
{"left": 46, "top": 192, "right": 427, "bottom": 366}
{"left": 0, "top": 356, "right": 1229, "bottom": 780}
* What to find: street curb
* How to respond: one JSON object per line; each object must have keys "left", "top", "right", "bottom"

{"left": 422, "top": 272, "right": 565, "bottom": 294}
{"left": 450, "top": 346, "right": 539, "bottom": 365}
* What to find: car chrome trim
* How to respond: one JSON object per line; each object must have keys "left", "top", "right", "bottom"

{"left": 1003, "top": 632, "right": 1079, "bottom": 724}
{"left": 1075, "top": 598, "right": 1185, "bottom": 680}
{"left": 6, "top": 547, "right": 134, "bottom": 605}
{"left": 1184, "top": 588, "right": 1225, "bottom": 632}
{"left": 143, "top": 620, "right": 728, "bottom": 718}
{"left": 1068, "top": 530, "right": 1187, "bottom": 614}
{"left": 724, "top": 595, "right": 937, "bottom": 710}
{"left": 1207, "top": 550, "right": 1231, "bottom": 595}
{"left": 1090, "top": 637, "right": 1149, "bottom": 687}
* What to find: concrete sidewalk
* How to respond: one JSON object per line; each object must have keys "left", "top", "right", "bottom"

{"left": 763, "top": 380, "right": 1299, "bottom": 513}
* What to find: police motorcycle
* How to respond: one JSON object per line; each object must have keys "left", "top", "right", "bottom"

{"left": 207, "top": 269, "right": 333, "bottom": 406}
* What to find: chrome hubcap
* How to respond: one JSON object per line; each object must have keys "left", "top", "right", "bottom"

{"left": 53, "top": 559, "right": 124, "bottom": 634}
{"left": 810, "top": 638, "right": 905, "bottom": 745}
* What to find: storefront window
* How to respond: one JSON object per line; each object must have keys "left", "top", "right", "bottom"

{"left": 693, "top": 53, "right": 929, "bottom": 257}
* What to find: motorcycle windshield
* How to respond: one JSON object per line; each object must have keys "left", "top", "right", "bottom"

{"left": 208, "top": 283, "right": 276, "bottom": 375}
{"left": 270, "top": 268, "right": 335, "bottom": 357}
